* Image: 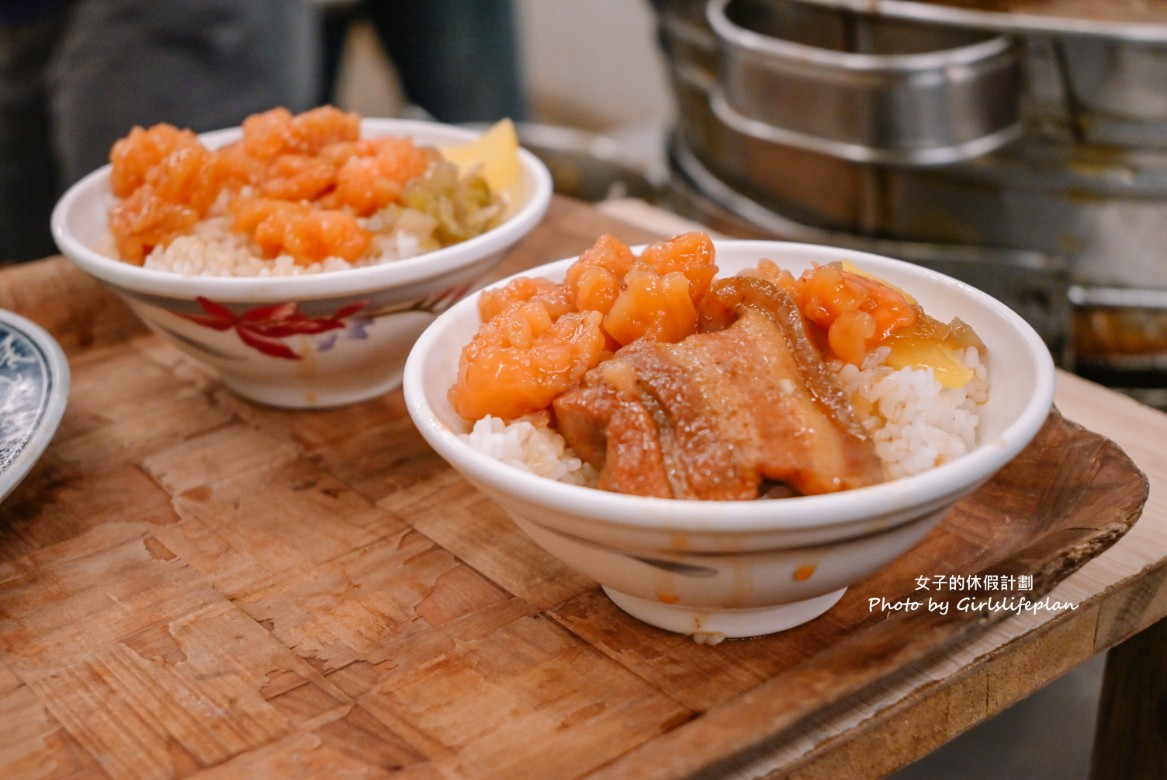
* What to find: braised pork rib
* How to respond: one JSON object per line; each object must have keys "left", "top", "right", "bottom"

{"left": 553, "top": 278, "right": 885, "bottom": 499}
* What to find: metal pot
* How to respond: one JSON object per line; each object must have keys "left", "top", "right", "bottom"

{"left": 652, "top": 0, "right": 1167, "bottom": 404}
{"left": 707, "top": 0, "right": 1024, "bottom": 164}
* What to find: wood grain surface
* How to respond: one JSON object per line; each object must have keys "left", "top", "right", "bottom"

{"left": 0, "top": 197, "right": 1151, "bottom": 779}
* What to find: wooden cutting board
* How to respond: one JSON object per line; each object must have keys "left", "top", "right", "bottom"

{"left": 0, "top": 196, "right": 1148, "bottom": 779}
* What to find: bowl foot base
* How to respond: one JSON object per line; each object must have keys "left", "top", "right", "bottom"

{"left": 602, "top": 587, "right": 847, "bottom": 641}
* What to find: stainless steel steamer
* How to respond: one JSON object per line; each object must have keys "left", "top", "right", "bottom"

{"left": 651, "top": 0, "right": 1167, "bottom": 407}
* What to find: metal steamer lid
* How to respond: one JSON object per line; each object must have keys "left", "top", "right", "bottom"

{"left": 791, "top": 0, "right": 1167, "bottom": 41}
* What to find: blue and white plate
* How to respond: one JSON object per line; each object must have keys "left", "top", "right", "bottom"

{"left": 0, "top": 310, "right": 69, "bottom": 504}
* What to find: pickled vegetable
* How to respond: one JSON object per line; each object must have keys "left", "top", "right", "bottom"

{"left": 439, "top": 117, "right": 522, "bottom": 194}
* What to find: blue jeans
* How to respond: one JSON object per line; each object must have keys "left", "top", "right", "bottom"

{"left": 318, "top": 0, "right": 526, "bottom": 125}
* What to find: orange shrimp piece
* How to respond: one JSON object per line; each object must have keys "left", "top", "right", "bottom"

{"left": 291, "top": 105, "right": 362, "bottom": 154}
{"left": 565, "top": 233, "right": 636, "bottom": 314}
{"left": 228, "top": 196, "right": 299, "bottom": 233}
{"left": 448, "top": 303, "right": 607, "bottom": 421}
{"left": 331, "top": 136, "right": 431, "bottom": 215}
{"left": 792, "top": 262, "right": 918, "bottom": 364}
{"left": 240, "top": 105, "right": 360, "bottom": 161}
{"left": 215, "top": 141, "right": 266, "bottom": 189}
{"left": 240, "top": 107, "right": 297, "bottom": 160}
{"left": 144, "top": 143, "right": 222, "bottom": 213}
{"left": 602, "top": 267, "right": 702, "bottom": 346}
{"left": 479, "top": 276, "right": 575, "bottom": 323}
{"left": 636, "top": 231, "right": 717, "bottom": 304}
{"left": 600, "top": 231, "right": 718, "bottom": 346}
{"left": 317, "top": 140, "right": 364, "bottom": 168}
{"left": 331, "top": 156, "right": 404, "bottom": 215}
{"left": 108, "top": 142, "right": 223, "bottom": 263}
{"left": 109, "top": 123, "right": 201, "bottom": 197}
{"left": 109, "top": 188, "right": 200, "bottom": 264}
{"left": 256, "top": 154, "right": 337, "bottom": 201}
{"left": 229, "top": 197, "right": 371, "bottom": 265}
{"left": 283, "top": 209, "right": 372, "bottom": 265}
{"left": 230, "top": 198, "right": 310, "bottom": 257}
{"left": 826, "top": 310, "right": 878, "bottom": 365}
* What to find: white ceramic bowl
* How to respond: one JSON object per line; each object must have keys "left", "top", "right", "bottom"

{"left": 403, "top": 240, "right": 1055, "bottom": 640}
{"left": 51, "top": 118, "right": 553, "bottom": 408}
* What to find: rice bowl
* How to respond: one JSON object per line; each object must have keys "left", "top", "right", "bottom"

{"left": 52, "top": 117, "right": 554, "bottom": 408}
{"left": 403, "top": 239, "right": 1056, "bottom": 639}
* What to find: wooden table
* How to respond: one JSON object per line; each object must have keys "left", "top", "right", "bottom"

{"left": 0, "top": 196, "right": 1163, "bottom": 779}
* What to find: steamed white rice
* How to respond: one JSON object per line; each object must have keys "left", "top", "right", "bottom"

{"left": 461, "top": 415, "right": 598, "bottom": 486}
{"left": 459, "top": 347, "right": 988, "bottom": 489}
{"left": 833, "top": 345, "right": 987, "bottom": 480}
{"left": 141, "top": 204, "right": 432, "bottom": 278}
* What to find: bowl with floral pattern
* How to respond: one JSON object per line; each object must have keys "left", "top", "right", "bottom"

{"left": 50, "top": 115, "right": 553, "bottom": 408}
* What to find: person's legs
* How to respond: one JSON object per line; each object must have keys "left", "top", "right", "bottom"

{"left": 0, "top": 8, "right": 68, "bottom": 261}
{"left": 49, "top": 0, "right": 322, "bottom": 185}
{"left": 317, "top": 0, "right": 361, "bottom": 106}
{"left": 363, "top": 0, "right": 526, "bottom": 123}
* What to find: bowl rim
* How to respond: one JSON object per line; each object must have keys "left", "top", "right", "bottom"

{"left": 0, "top": 308, "right": 71, "bottom": 505}
{"left": 403, "top": 239, "right": 1057, "bottom": 536}
{"left": 50, "top": 117, "right": 554, "bottom": 302}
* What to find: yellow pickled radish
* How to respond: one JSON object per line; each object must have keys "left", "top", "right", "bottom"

{"left": 885, "top": 338, "right": 974, "bottom": 389}
{"left": 439, "top": 118, "right": 521, "bottom": 194}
